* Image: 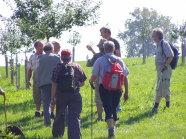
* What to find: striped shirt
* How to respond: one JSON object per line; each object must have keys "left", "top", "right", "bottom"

{"left": 155, "top": 40, "right": 174, "bottom": 65}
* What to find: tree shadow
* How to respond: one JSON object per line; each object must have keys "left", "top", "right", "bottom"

{"left": 0, "top": 100, "right": 34, "bottom": 114}
{"left": 81, "top": 112, "right": 98, "bottom": 128}
{"left": 117, "top": 110, "right": 157, "bottom": 126}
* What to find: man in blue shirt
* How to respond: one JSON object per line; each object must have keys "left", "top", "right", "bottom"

{"left": 90, "top": 41, "right": 129, "bottom": 137}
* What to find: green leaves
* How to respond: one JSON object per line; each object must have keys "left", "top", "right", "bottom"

{"left": 12, "top": 0, "right": 100, "bottom": 41}
{"left": 118, "top": 8, "right": 178, "bottom": 59}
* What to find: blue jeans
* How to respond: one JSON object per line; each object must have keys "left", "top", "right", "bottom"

{"left": 99, "top": 85, "right": 122, "bottom": 121}
{"left": 52, "top": 90, "right": 82, "bottom": 139}
{"left": 41, "top": 85, "right": 52, "bottom": 126}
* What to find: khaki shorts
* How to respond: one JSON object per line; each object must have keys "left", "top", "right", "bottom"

{"left": 94, "top": 81, "right": 102, "bottom": 105}
{"left": 33, "top": 73, "right": 41, "bottom": 106}
{"left": 155, "top": 65, "right": 172, "bottom": 100}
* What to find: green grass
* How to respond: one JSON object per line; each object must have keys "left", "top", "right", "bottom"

{"left": 0, "top": 57, "right": 186, "bottom": 139}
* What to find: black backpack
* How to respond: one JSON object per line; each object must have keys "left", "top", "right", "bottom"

{"left": 161, "top": 40, "right": 179, "bottom": 70}
{"left": 58, "top": 64, "right": 76, "bottom": 92}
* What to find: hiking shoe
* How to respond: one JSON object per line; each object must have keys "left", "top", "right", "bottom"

{"left": 35, "top": 112, "right": 41, "bottom": 117}
{"left": 108, "top": 127, "right": 115, "bottom": 137}
{"left": 116, "top": 105, "right": 122, "bottom": 112}
{"left": 50, "top": 112, "right": 55, "bottom": 119}
{"left": 151, "top": 108, "right": 158, "bottom": 113}
{"left": 96, "top": 117, "right": 103, "bottom": 121}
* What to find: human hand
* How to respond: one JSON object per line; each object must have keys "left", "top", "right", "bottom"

{"left": 0, "top": 89, "right": 5, "bottom": 96}
{"left": 124, "top": 92, "right": 129, "bottom": 101}
{"left": 160, "top": 65, "right": 167, "bottom": 71}
{"left": 51, "top": 98, "right": 56, "bottom": 107}
{"left": 27, "top": 81, "right": 31, "bottom": 88}
{"left": 86, "top": 45, "right": 93, "bottom": 51}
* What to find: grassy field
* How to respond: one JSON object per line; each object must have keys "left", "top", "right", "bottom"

{"left": 0, "top": 57, "right": 186, "bottom": 139}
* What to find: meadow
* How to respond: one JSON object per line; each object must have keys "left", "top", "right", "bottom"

{"left": 0, "top": 57, "right": 186, "bottom": 139}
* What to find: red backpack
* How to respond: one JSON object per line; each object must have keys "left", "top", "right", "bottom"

{"left": 102, "top": 56, "right": 125, "bottom": 91}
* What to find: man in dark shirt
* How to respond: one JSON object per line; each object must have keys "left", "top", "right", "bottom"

{"left": 100, "top": 27, "right": 121, "bottom": 57}
{"left": 51, "top": 49, "right": 87, "bottom": 139}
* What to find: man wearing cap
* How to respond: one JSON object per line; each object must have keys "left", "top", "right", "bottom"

{"left": 27, "top": 40, "right": 43, "bottom": 117}
{"left": 36, "top": 43, "right": 61, "bottom": 126}
{"left": 51, "top": 49, "right": 87, "bottom": 139}
{"left": 86, "top": 39, "right": 106, "bottom": 121}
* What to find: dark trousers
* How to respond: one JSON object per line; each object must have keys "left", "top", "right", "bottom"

{"left": 41, "top": 85, "right": 52, "bottom": 126}
{"left": 99, "top": 85, "right": 122, "bottom": 121}
{"left": 52, "top": 90, "right": 82, "bottom": 139}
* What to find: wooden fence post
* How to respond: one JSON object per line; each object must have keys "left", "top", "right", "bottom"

{"left": 5, "top": 54, "right": 8, "bottom": 78}
{"left": 25, "top": 57, "right": 29, "bottom": 89}
{"left": 10, "top": 58, "right": 14, "bottom": 84}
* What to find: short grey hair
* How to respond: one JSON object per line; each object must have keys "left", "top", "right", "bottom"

{"left": 103, "top": 41, "right": 115, "bottom": 52}
{"left": 43, "top": 43, "right": 53, "bottom": 52}
{"left": 153, "top": 28, "right": 164, "bottom": 40}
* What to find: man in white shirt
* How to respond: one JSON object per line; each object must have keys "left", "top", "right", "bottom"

{"left": 27, "top": 40, "right": 43, "bottom": 117}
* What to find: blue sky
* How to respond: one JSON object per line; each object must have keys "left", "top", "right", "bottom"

{"left": 0, "top": 0, "right": 186, "bottom": 65}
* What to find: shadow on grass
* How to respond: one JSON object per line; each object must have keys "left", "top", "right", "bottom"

{"left": 117, "top": 110, "right": 157, "bottom": 126}
{"left": 0, "top": 100, "right": 34, "bottom": 114}
{"left": 81, "top": 112, "right": 97, "bottom": 128}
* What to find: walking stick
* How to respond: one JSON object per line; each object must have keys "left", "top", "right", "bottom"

{"left": 3, "top": 95, "right": 7, "bottom": 131}
{"left": 89, "top": 81, "right": 95, "bottom": 139}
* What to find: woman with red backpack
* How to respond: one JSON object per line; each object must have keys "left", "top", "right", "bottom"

{"left": 90, "top": 41, "right": 129, "bottom": 137}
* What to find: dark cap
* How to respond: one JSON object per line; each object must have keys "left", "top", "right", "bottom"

{"left": 97, "top": 39, "right": 106, "bottom": 48}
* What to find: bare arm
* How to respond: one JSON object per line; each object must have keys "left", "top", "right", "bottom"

{"left": 166, "top": 57, "right": 173, "bottom": 65}
{"left": 87, "top": 45, "right": 96, "bottom": 55}
{"left": 89, "top": 75, "right": 97, "bottom": 83}
{"left": 51, "top": 82, "right": 58, "bottom": 100}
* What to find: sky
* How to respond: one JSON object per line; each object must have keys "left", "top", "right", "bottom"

{"left": 0, "top": 0, "right": 186, "bottom": 65}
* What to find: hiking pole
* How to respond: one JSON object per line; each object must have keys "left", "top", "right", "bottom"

{"left": 146, "top": 77, "right": 158, "bottom": 104}
{"left": 3, "top": 94, "right": 7, "bottom": 131}
{"left": 89, "top": 81, "right": 95, "bottom": 139}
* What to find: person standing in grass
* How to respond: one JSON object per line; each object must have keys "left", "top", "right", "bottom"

{"left": 27, "top": 41, "right": 43, "bottom": 117}
{"left": 51, "top": 49, "right": 87, "bottom": 139}
{"left": 36, "top": 43, "right": 61, "bottom": 126}
{"left": 50, "top": 41, "right": 61, "bottom": 119}
{"left": 152, "top": 28, "right": 174, "bottom": 112}
{"left": 90, "top": 41, "right": 129, "bottom": 137}
{"left": 86, "top": 39, "right": 106, "bottom": 121}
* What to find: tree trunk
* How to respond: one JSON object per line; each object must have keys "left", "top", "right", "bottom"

{"left": 10, "top": 58, "right": 14, "bottom": 84}
{"left": 16, "top": 64, "right": 20, "bottom": 90}
{"left": 142, "top": 43, "right": 146, "bottom": 64}
{"left": 5, "top": 54, "right": 8, "bottom": 78}
{"left": 72, "top": 46, "right": 75, "bottom": 62}
{"left": 182, "top": 41, "right": 185, "bottom": 64}
{"left": 25, "top": 56, "right": 29, "bottom": 89}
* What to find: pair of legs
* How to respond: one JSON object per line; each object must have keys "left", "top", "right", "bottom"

{"left": 95, "top": 81, "right": 104, "bottom": 120}
{"left": 33, "top": 74, "right": 42, "bottom": 117}
{"left": 41, "top": 85, "right": 52, "bottom": 126}
{"left": 52, "top": 91, "right": 82, "bottom": 139}
{"left": 153, "top": 65, "right": 172, "bottom": 110}
{"left": 99, "top": 85, "right": 122, "bottom": 137}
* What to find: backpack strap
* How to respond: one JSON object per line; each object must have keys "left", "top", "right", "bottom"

{"left": 160, "top": 40, "right": 166, "bottom": 56}
{"left": 104, "top": 55, "right": 118, "bottom": 64}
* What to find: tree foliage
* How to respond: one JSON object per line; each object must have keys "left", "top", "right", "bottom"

{"left": 118, "top": 8, "right": 178, "bottom": 63}
{"left": 12, "top": 0, "right": 100, "bottom": 41}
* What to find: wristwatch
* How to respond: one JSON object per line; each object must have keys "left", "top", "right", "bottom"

{"left": 163, "top": 64, "right": 168, "bottom": 68}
